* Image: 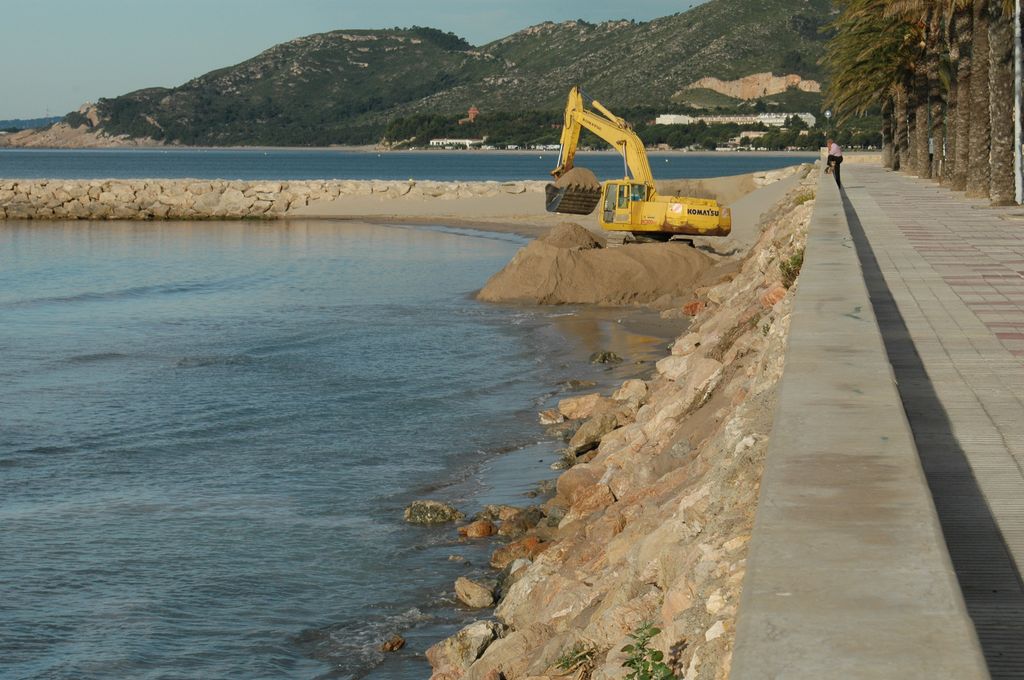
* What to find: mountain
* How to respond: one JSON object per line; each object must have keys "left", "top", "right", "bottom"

{"left": 67, "top": 0, "right": 834, "bottom": 146}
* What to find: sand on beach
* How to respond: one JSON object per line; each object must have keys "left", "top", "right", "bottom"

{"left": 476, "top": 222, "right": 717, "bottom": 306}
{"left": 291, "top": 168, "right": 806, "bottom": 245}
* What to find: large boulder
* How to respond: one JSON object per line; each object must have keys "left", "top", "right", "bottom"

{"left": 490, "top": 536, "right": 549, "bottom": 570}
{"left": 404, "top": 500, "right": 465, "bottom": 525}
{"left": 568, "top": 412, "right": 620, "bottom": 455}
{"left": 427, "top": 620, "right": 501, "bottom": 678}
{"left": 497, "top": 507, "right": 544, "bottom": 537}
{"left": 459, "top": 519, "right": 498, "bottom": 538}
{"left": 558, "top": 393, "right": 615, "bottom": 421}
{"left": 555, "top": 464, "right": 603, "bottom": 506}
{"left": 455, "top": 576, "right": 497, "bottom": 608}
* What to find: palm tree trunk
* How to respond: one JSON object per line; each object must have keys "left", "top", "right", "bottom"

{"left": 951, "top": 8, "right": 973, "bottom": 190}
{"left": 989, "top": 0, "right": 1016, "bottom": 204}
{"left": 967, "top": 0, "right": 992, "bottom": 197}
{"left": 929, "top": 93, "right": 944, "bottom": 179}
{"left": 929, "top": 10, "right": 946, "bottom": 180}
{"left": 908, "top": 87, "right": 922, "bottom": 175}
{"left": 946, "top": 77, "right": 958, "bottom": 184}
{"left": 896, "top": 85, "right": 909, "bottom": 170}
{"left": 915, "top": 68, "right": 932, "bottom": 178}
{"left": 882, "top": 97, "right": 895, "bottom": 169}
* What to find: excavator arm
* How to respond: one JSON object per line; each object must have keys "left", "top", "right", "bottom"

{"left": 551, "top": 86, "right": 655, "bottom": 187}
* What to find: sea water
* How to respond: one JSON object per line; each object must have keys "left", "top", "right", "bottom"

{"left": 0, "top": 148, "right": 815, "bottom": 182}
{"left": 0, "top": 220, "right": 679, "bottom": 679}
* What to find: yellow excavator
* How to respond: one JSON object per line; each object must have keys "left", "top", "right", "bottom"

{"left": 545, "top": 87, "right": 731, "bottom": 241}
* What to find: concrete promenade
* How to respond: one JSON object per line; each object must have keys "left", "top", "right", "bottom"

{"left": 841, "top": 165, "right": 1024, "bottom": 678}
{"left": 732, "top": 168, "right": 992, "bottom": 678}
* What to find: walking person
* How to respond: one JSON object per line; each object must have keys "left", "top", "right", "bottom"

{"left": 826, "top": 138, "right": 843, "bottom": 189}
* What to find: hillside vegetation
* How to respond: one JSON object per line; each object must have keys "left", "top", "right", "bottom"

{"left": 69, "top": 0, "right": 833, "bottom": 146}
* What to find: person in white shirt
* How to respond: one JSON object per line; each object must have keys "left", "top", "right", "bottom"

{"left": 826, "top": 138, "right": 843, "bottom": 189}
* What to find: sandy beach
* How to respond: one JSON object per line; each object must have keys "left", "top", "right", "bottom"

{"left": 291, "top": 168, "right": 804, "bottom": 247}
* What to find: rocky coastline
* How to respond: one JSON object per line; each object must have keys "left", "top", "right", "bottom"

{"left": 0, "top": 179, "right": 543, "bottom": 221}
{"left": 2, "top": 164, "right": 814, "bottom": 678}
{"left": 420, "top": 169, "right": 815, "bottom": 680}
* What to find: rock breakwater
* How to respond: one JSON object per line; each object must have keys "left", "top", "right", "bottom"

{"left": 428, "top": 170, "right": 816, "bottom": 680}
{"left": 0, "top": 179, "right": 542, "bottom": 221}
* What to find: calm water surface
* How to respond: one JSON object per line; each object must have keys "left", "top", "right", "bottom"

{"left": 0, "top": 220, "right": 675, "bottom": 679}
{"left": 0, "top": 148, "right": 815, "bottom": 181}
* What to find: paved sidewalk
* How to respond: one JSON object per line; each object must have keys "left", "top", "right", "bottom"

{"left": 843, "top": 166, "right": 1024, "bottom": 678}
{"left": 731, "top": 169, "right": 988, "bottom": 680}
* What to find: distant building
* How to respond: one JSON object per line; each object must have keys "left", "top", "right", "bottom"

{"left": 656, "top": 112, "right": 817, "bottom": 128}
{"left": 458, "top": 106, "right": 480, "bottom": 125}
{"left": 429, "top": 138, "right": 485, "bottom": 148}
{"left": 729, "top": 130, "right": 770, "bottom": 147}
{"left": 656, "top": 114, "right": 695, "bottom": 125}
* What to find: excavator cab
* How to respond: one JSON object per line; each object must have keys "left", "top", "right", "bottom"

{"left": 601, "top": 181, "right": 649, "bottom": 225}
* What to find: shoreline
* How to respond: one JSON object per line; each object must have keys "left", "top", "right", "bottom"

{"left": 1, "top": 165, "right": 815, "bottom": 678}
{"left": 360, "top": 302, "right": 687, "bottom": 679}
{"left": 0, "top": 168, "right": 805, "bottom": 243}
{"left": 419, "top": 167, "right": 817, "bottom": 679}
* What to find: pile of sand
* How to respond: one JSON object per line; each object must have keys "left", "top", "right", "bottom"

{"left": 477, "top": 223, "right": 714, "bottom": 305}
{"left": 538, "top": 221, "right": 607, "bottom": 249}
{"left": 553, "top": 167, "right": 601, "bottom": 190}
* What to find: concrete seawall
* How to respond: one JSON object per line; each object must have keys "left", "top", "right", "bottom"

{"left": 730, "top": 168, "right": 989, "bottom": 678}
{"left": 0, "top": 179, "right": 543, "bottom": 220}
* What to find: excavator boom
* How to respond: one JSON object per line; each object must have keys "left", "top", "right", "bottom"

{"left": 551, "top": 87, "right": 655, "bottom": 187}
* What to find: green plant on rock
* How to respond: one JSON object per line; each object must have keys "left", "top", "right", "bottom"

{"left": 780, "top": 248, "right": 805, "bottom": 289}
{"left": 793, "top": 190, "right": 815, "bottom": 206}
{"left": 621, "top": 623, "right": 676, "bottom": 680}
{"left": 557, "top": 640, "right": 598, "bottom": 677}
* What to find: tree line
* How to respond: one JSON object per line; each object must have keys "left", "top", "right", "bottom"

{"left": 825, "top": 0, "right": 1020, "bottom": 204}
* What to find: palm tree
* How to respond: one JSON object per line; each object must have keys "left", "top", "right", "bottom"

{"left": 824, "top": 0, "right": 922, "bottom": 171}
{"left": 895, "top": 85, "right": 909, "bottom": 169}
{"left": 927, "top": 8, "right": 946, "bottom": 179}
{"left": 966, "top": 0, "right": 991, "bottom": 197}
{"left": 882, "top": 97, "right": 896, "bottom": 168}
{"left": 826, "top": 0, "right": 1020, "bottom": 204}
{"left": 988, "top": 0, "right": 1016, "bottom": 203}
{"left": 886, "top": 0, "right": 954, "bottom": 179}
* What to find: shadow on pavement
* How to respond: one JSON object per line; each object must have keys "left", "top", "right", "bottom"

{"left": 842, "top": 193, "right": 1024, "bottom": 679}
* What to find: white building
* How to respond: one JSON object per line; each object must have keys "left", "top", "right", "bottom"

{"left": 429, "top": 138, "right": 485, "bottom": 148}
{"left": 655, "top": 112, "right": 817, "bottom": 128}
{"left": 655, "top": 114, "right": 695, "bottom": 125}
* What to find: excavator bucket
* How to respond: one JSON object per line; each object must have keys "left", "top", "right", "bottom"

{"left": 545, "top": 167, "right": 602, "bottom": 215}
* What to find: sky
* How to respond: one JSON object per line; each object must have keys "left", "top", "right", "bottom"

{"left": 0, "top": 0, "right": 706, "bottom": 120}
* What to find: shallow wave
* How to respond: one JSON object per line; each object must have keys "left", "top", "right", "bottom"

{"left": 174, "top": 354, "right": 257, "bottom": 368}
{"left": 3, "top": 274, "right": 266, "bottom": 308}
{"left": 294, "top": 607, "right": 434, "bottom": 678}
{"left": 64, "top": 352, "right": 130, "bottom": 364}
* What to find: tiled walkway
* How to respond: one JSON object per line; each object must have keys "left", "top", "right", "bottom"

{"left": 843, "top": 165, "right": 1024, "bottom": 678}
